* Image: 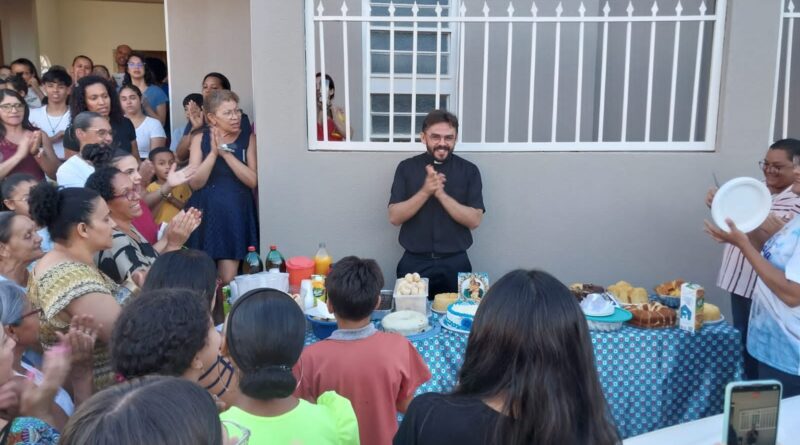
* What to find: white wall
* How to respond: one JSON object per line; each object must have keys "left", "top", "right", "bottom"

{"left": 250, "top": 0, "right": 780, "bottom": 321}
{"left": 165, "top": 0, "right": 253, "bottom": 132}
{"left": 33, "top": 0, "right": 166, "bottom": 70}
{"left": 1, "top": 0, "right": 38, "bottom": 65}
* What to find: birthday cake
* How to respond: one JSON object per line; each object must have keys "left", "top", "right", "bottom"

{"left": 442, "top": 301, "right": 478, "bottom": 332}
{"left": 382, "top": 310, "right": 430, "bottom": 336}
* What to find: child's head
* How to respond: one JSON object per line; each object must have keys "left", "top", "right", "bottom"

{"left": 148, "top": 147, "right": 175, "bottom": 182}
{"left": 182, "top": 93, "right": 203, "bottom": 118}
{"left": 224, "top": 288, "right": 305, "bottom": 401}
{"left": 325, "top": 256, "right": 384, "bottom": 321}
{"left": 1, "top": 173, "right": 38, "bottom": 218}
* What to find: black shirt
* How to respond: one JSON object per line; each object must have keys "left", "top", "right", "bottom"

{"left": 63, "top": 117, "right": 137, "bottom": 154}
{"left": 394, "top": 393, "right": 502, "bottom": 445}
{"left": 389, "top": 152, "right": 484, "bottom": 254}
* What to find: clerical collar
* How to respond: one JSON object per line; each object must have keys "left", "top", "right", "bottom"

{"left": 329, "top": 323, "right": 378, "bottom": 341}
{"left": 424, "top": 152, "right": 451, "bottom": 165}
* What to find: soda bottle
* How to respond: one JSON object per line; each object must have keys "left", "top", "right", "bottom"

{"left": 311, "top": 274, "right": 326, "bottom": 305}
{"left": 240, "top": 246, "right": 263, "bottom": 274}
{"left": 222, "top": 285, "right": 232, "bottom": 316}
{"left": 314, "top": 242, "right": 332, "bottom": 275}
{"left": 265, "top": 245, "right": 287, "bottom": 273}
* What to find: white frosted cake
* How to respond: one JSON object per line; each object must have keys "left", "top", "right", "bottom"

{"left": 382, "top": 310, "right": 430, "bottom": 336}
{"left": 443, "top": 302, "right": 478, "bottom": 332}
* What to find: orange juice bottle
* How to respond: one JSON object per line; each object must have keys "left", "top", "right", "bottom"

{"left": 314, "top": 242, "right": 332, "bottom": 275}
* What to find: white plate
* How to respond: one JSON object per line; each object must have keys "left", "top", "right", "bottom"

{"left": 711, "top": 177, "right": 771, "bottom": 233}
{"left": 704, "top": 314, "right": 725, "bottom": 325}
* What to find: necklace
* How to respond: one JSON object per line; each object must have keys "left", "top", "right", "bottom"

{"left": 44, "top": 107, "right": 67, "bottom": 135}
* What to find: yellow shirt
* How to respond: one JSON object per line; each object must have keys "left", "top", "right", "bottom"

{"left": 147, "top": 182, "right": 192, "bottom": 224}
{"left": 220, "top": 391, "right": 360, "bottom": 445}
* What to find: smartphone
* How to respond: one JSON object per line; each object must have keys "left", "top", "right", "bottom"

{"left": 722, "top": 380, "right": 782, "bottom": 445}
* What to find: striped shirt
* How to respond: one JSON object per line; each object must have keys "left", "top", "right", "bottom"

{"left": 717, "top": 185, "right": 800, "bottom": 298}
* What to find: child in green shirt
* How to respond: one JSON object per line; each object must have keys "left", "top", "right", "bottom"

{"left": 220, "top": 289, "right": 359, "bottom": 444}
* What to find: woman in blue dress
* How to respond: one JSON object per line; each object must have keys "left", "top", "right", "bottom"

{"left": 186, "top": 89, "right": 258, "bottom": 285}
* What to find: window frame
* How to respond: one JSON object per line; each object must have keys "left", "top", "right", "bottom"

{"left": 363, "top": 0, "right": 458, "bottom": 142}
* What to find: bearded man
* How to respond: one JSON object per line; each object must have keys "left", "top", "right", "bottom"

{"left": 388, "top": 109, "right": 485, "bottom": 298}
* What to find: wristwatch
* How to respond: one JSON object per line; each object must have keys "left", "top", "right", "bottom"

{"left": 219, "top": 143, "right": 237, "bottom": 152}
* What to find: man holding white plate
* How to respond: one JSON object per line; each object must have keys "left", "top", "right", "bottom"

{"left": 706, "top": 138, "right": 800, "bottom": 386}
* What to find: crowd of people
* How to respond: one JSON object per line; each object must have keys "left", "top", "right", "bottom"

{"left": 0, "top": 40, "right": 798, "bottom": 445}
{"left": 0, "top": 50, "right": 621, "bottom": 443}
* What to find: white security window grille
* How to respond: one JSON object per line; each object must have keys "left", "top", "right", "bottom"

{"left": 372, "top": 93, "right": 449, "bottom": 141}
{"left": 305, "top": 0, "right": 728, "bottom": 151}
{"left": 771, "top": 0, "right": 800, "bottom": 142}
{"left": 369, "top": 0, "right": 456, "bottom": 142}
{"left": 738, "top": 407, "right": 778, "bottom": 431}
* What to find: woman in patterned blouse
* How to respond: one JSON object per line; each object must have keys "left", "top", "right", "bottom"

{"left": 26, "top": 183, "right": 120, "bottom": 390}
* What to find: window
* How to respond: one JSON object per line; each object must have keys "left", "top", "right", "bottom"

{"left": 306, "top": 0, "right": 727, "bottom": 151}
{"left": 371, "top": 94, "right": 448, "bottom": 142}
{"left": 367, "top": 0, "right": 455, "bottom": 142}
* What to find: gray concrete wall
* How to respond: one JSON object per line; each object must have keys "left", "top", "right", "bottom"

{"left": 251, "top": 0, "right": 777, "bottom": 320}
{"left": 772, "top": 7, "right": 800, "bottom": 142}
{"left": 165, "top": 0, "right": 253, "bottom": 132}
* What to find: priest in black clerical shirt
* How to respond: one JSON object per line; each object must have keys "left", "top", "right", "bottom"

{"left": 388, "top": 109, "right": 485, "bottom": 298}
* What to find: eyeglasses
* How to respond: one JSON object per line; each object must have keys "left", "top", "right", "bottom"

{"left": 218, "top": 109, "right": 243, "bottom": 119}
{"left": 87, "top": 128, "right": 114, "bottom": 138}
{"left": 426, "top": 134, "right": 456, "bottom": 143}
{"left": 12, "top": 308, "right": 42, "bottom": 326}
{"left": 0, "top": 103, "right": 25, "bottom": 112}
{"left": 759, "top": 160, "right": 793, "bottom": 174}
{"left": 221, "top": 420, "right": 251, "bottom": 445}
{"left": 111, "top": 189, "right": 139, "bottom": 201}
{"left": 127, "top": 62, "right": 144, "bottom": 68}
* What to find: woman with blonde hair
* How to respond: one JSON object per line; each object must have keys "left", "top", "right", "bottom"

{"left": 185, "top": 90, "right": 258, "bottom": 285}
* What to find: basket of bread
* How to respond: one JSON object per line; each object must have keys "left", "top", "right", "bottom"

{"left": 654, "top": 279, "right": 684, "bottom": 308}
{"left": 606, "top": 280, "right": 649, "bottom": 305}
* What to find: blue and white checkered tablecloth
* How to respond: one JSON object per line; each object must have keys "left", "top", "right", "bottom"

{"left": 304, "top": 315, "right": 743, "bottom": 439}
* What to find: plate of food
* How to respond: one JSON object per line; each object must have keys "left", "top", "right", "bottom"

{"left": 569, "top": 283, "right": 605, "bottom": 302}
{"left": 606, "top": 281, "right": 649, "bottom": 305}
{"left": 380, "top": 310, "right": 440, "bottom": 341}
{"left": 625, "top": 302, "right": 677, "bottom": 329}
{"left": 654, "top": 279, "right": 684, "bottom": 308}
{"left": 711, "top": 177, "right": 771, "bottom": 233}
{"left": 431, "top": 292, "right": 459, "bottom": 314}
{"left": 703, "top": 302, "right": 725, "bottom": 325}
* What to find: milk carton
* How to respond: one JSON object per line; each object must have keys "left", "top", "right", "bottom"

{"left": 679, "top": 282, "right": 705, "bottom": 333}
